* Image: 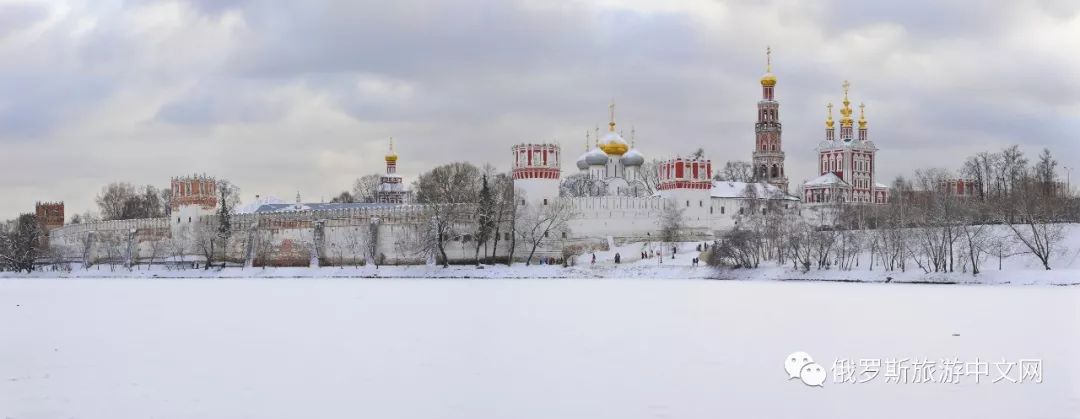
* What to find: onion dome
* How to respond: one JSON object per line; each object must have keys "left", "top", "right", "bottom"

{"left": 598, "top": 101, "right": 628, "bottom": 155}
{"left": 576, "top": 152, "right": 590, "bottom": 170}
{"left": 598, "top": 131, "right": 629, "bottom": 156}
{"left": 760, "top": 73, "right": 776, "bottom": 87}
{"left": 585, "top": 147, "right": 609, "bottom": 166}
{"left": 760, "top": 46, "right": 777, "bottom": 87}
{"left": 621, "top": 148, "right": 645, "bottom": 167}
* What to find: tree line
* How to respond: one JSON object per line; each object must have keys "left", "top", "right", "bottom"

{"left": 708, "top": 146, "right": 1077, "bottom": 275}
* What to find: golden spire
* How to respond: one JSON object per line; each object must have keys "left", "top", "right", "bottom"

{"left": 608, "top": 100, "right": 616, "bottom": 132}
{"left": 826, "top": 103, "right": 834, "bottom": 129}
{"left": 385, "top": 136, "right": 398, "bottom": 162}
{"left": 858, "top": 102, "right": 867, "bottom": 129}
{"left": 839, "top": 80, "right": 853, "bottom": 127}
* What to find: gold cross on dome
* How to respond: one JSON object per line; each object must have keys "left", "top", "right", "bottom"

{"left": 766, "top": 46, "right": 772, "bottom": 72}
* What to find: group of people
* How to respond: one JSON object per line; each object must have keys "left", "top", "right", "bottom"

{"left": 582, "top": 241, "right": 716, "bottom": 267}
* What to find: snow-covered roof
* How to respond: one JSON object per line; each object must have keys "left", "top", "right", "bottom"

{"left": 804, "top": 173, "right": 850, "bottom": 187}
{"left": 235, "top": 196, "right": 288, "bottom": 214}
{"left": 874, "top": 182, "right": 889, "bottom": 189}
{"left": 250, "top": 202, "right": 401, "bottom": 214}
{"left": 710, "top": 181, "right": 799, "bottom": 201}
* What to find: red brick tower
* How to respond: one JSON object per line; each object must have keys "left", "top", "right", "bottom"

{"left": 753, "top": 46, "right": 788, "bottom": 192}
{"left": 35, "top": 201, "right": 64, "bottom": 231}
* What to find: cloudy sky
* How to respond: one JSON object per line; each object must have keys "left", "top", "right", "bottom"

{"left": 1, "top": 0, "right": 1078, "bottom": 219}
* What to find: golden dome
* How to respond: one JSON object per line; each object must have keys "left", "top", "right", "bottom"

{"left": 598, "top": 131, "right": 629, "bottom": 156}
{"left": 598, "top": 101, "right": 628, "bottom": 155}
{"left": 760, "top": 46, "right": 776, "bottom": 86}
{"left": 760, "top": 73, "right": 777, "bottom": 87}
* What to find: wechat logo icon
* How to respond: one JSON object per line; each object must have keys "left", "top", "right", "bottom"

{"left": 785, "top": 351, "right": 826, "bottom": 387}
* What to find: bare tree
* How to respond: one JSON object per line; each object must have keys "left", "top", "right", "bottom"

{"left": 143, "top": 232, "right": 168, "bottom": 270}
{"left": 516, "top": 199, "right": 575, "bottom": 265}
{"left": 352, "top": 174, "right": 383, "bottom": 203}
{"left": 996, "top": 181, "right": 1065, "bottom": 270}
{"left": 413, "top": 162, "right": 482, "bottom": 267}
{"left": 715, "top": 161, "right": 754, "bottom": 182}
{"left": 560, "top": 173, "right": 609, "bottom": 197}
{"left": 638, "top": 159, "right": 662, "bottom": 195}
{"left": 659, "top": 203, "right": 684, "bottom": 243}
{"left": 96, "top": 183, "right": 166, "bottom": 220}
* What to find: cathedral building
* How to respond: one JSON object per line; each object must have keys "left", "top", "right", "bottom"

{"left": 573, "top": 102, "right": 650, "bottom": 196}
{"left": 802, "top": 81, "right": 889, "bottom": 204}
{"left": 753, "top": 47, "right": 789, "bottom": 192}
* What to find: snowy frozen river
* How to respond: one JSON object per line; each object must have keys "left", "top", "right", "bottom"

{"left": 2, "top": 279, "right": 1078, "bottom": 419}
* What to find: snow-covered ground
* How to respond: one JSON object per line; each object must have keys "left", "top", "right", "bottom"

{"left": 7, "top": 230, "right": 1080, "bottom": 285}
{"left": 2, "top": 279, "right": 1078, "bottom": 418}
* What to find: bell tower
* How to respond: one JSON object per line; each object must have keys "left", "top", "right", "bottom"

{"left": 752, "top": 46, "right": 788, "bottom": 192}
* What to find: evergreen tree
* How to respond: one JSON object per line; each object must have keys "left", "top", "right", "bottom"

{"left": 475, "top": 174, "right": 496, "bottom": 264}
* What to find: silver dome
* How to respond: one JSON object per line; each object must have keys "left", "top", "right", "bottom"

{"left": 576, "top": 152, "right": 590, "bottom": 170}
{"left": 621, "top": 149, "right": 645, "bottom": 166}
{"left": 585, "top": 147, "right": 609, "bottom": 166}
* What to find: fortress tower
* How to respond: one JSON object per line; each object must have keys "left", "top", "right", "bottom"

{"left": 512, "top": 143, "right": 561, "bottom": 205}
{"left": 35, "top": 201, "right": 64, "bottom": 231}
{"left": 658, "top": 155, "right": 713, "bottom": 230}
{"left": 752, "top": 47, "right": 788, "bottom": 192}
{"left": 170, "top": 174, "right": 218, "bottom": 226}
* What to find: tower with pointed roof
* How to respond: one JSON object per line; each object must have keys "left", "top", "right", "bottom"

{"left": 752, "top": 47, "right": 789, "bottom": 192}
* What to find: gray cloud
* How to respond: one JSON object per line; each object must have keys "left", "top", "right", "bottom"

{"left": 1, "top": 0, "right": 1078, "bottom": 219}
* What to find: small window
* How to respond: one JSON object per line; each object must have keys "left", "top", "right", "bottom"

{"left": 710, "top": 207, "right": 714, "bottom": 214}
{"left": 699, "top": 200, "right": 703, "bottom": 207}
{"left": 721, "top": 206, "right": 726, "bottom": 214}
{"left": 686, "top": 200, "right": 690, "bottom": 207}
{"left": 544, "top": 231, "right": 549, "bottom": 238}
{"left": 562, "top": 232, "right": 567, "bottom": 238}
{"left": 177, "top": 217, "right": 180, "bottom": 223}
{"left": 521, "top": 199, "right": 526, "bottom": 206}
{"left": 738, "top": 208, "right": 744, "bottom": 215}
{"left": 543, "top": 198, "right": 548, "bottom": 205}
{"left": 188, "top": 217, "right": 192, "bottom": 223}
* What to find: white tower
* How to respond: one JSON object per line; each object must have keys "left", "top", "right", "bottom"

{"left": 169, "top": 174, "right": 218, "bottom": 243}
{"left": 512, "top": 143, "right": 561, "bottom": 205}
